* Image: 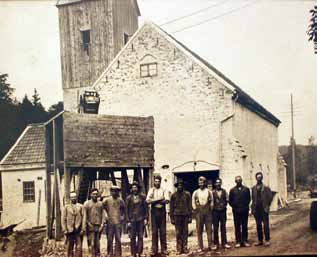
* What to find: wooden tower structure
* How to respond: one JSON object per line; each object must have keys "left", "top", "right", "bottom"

{"left": 56, "top": 0, "right": 140, "bottom": 110}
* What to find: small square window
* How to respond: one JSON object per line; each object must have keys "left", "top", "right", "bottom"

{"left": 82, "top": 30, "right": 90, "bottom": 52}
{"left": 23, "top": 181, "right": 35, "bottom": 202}
{"left": 140, "top": 63, "right": 158, "bottom": 78}
{"left": 124, "top": 33, "right": 129, "bottom": 45}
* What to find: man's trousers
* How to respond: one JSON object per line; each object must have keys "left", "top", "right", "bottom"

{"left": 107, "top": 223, "right": 122, "bottom": 257}
{"left": 66, "top": 232, "right": 82, "bottom": 257}
{"left": 87, "top": 225, "right": 101, "bottom": 257}
{"left": 254, "top": 207, "right": 270, "bottom": 242}
{"left": 174, "top": 216, "right": 189, "bottom": 253}
{"left": 130, "top": 220, "right": 144, "bottom": 256}
{"left": 233, "top": 210, "right": 249, "bottom": 244}
{"left": 195, "top": 207, "right": 213, "bottom": 250}
{"left": 151, "top": 207, "right": 167, "bottom": 254}
{"left": 213, "top": 210, "right": 228, "bottom": 246}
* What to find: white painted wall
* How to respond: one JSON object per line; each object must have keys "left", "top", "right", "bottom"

{"left": 1, "top": 168, "right": 47, "bottom": 229}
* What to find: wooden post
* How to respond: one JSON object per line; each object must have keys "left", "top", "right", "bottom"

{"left": 44, "top": 125, "right": 52, "bottom": 238}
{"left": 134, "top": 167, "right": 145, "bottom": 194}
{"left": 110, "top": 170, "right": 117, "bottom": 185}
{"left": 121, "top": 169, "right": 129, "bottom": 201}
{"left": 53, "top": 120, "right": 62, "bottom": 240}
{"left": 64, "top": 168, "right": 71, "bottom": 205}
{"left": 143, "top": 168, "right": 149, "bottom": 193}
{"left": 36, "top": 189, "right": 41, "bottom": 227}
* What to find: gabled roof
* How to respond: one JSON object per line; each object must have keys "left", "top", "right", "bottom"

{"left": 0, "top": 124, "right": 46, "bottom": 166}
{"left": 92, "top": 21, "right": 280, "bottom": 127}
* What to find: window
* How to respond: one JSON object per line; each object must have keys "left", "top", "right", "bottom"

{"left": 82, "top": 29, "right": 90, "bottom": 52}
{"left": 140, "top": 63, "right": 158, "bottom": 78}
{"left": 124, "top": 33, "right": 129, "bottom": 45}
{"left": 23, "top": 181, "right": 35, "bottom": 202}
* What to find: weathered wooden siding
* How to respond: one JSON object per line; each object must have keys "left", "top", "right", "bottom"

{"left": 58, "top": 0, "right": 139, "bottom": 91}
{"left": 58, "top": 0, "right": 114, "bottom": 90}
{"left": 112, "top": 0, "right": 139, "bottom": 55}
{"left": 63, "top": 112, "right": 154, "bottom": 168}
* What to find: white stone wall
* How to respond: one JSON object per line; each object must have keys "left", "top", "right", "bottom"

{"left": 232, "top": 103, "right": 281, "bottom": 210}
{"left": 1, "top": 168, "right": 47, "bottom": 229}
{"left": 89, "top": 24, "right": 234, "bottom": 184}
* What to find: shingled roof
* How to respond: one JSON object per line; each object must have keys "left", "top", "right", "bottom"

{"left": 0, "top": 124, "right": 46, "bottom": 166}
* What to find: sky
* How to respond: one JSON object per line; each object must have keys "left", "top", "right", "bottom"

{"left": 0, "top": 0, "right": 316, "bottom": 146}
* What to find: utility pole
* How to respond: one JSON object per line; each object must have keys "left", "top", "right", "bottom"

{"left": 291, "top": 94, "right": 297, "bottom": 198}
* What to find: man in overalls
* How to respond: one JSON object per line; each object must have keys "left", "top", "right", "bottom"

{"left": 192, "top": 176, "right": 214, "bottom": 252}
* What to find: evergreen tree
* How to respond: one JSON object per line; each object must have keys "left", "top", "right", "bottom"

{"left": 48, "top": 101, "right": 64, "bottom": 118}
{"left": 0, "top": 74, "right": 14, "bottom": 103}
{"left": 0, "top": 74, "right": 21, "bottom": 159}
{"left": 307, "top": 136, "right": 317, "bottom": 177}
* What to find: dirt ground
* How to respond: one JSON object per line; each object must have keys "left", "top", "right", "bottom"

{"left": 2, "top": 197, "right": 317, "bottom": 257}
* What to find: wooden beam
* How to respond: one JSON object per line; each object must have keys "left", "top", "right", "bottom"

{"left": 121, "top": 169, "right": 129, "bottom": 201}
{"left": 44, "top": 125, "right": 52, "bottom": 239}
{"left": 143, "top": 168, "right": 149, "bottom": 194}
{"left": 36, "top": 189, "right": 41, "bottom": 227}
{"left": 110, "top": 170, "right": 117, "bottom": 185}
{"left": 134, "top": 167, "right": 145, "bottom": 194}
{"left": 53, "top": 120, "right": 62, "bottom": 240}
{"left": 64, "top": 168, "right": 71, "bottom": 205}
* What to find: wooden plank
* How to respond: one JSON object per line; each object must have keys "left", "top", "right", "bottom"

{"left": 121, "top": 169, "right": 129, "bottom": 201}
{"left": 143, "top": 168, "right": 149, "bottom": 194}
{"left": 110, "top": 170, "right": 117, "bottom": 186}
{"left": 64, "top": 168, "right": 71, "bottom": 205}
{"left": 44, "top": 125, "right": 52, "bottom": 239}
{"left": 53, "top": 120, "right": 62, "bottom": 240}
{"left": 36, "top": 189, "right": 41, "bottom": 227}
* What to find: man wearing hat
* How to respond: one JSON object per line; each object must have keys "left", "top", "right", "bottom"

{"left": 62, "top": 191, "right": 84, "bottom": 257}
{"left": 192, "top": 176, "right": 214, "bottom": 252}
{"left": 126, "top": 181, "right": 148, "bottom": 257}
{"left": 103, "top": 185, "right": 126, "bottom": 257}
{"left": 146, "top": 175, "right": 170, "bottom": 256}
{"left": 83, "top": 188, "right": 105, "bottom": 257}
{"left": 170, "top": 179, "right": 192, "bottom": 255}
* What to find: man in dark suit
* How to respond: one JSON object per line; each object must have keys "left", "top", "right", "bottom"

{"left": 126, "top": 181, "right": 148, "bottom": 257}
{"left": 229, "top": 176, "right": 251, "bottom": 248}
{"left": 170, "top": 179, "right": 192, "bottom": 255}
{"left": 251, "top": 172, "right": 273, "bottom": 247}
{"left": 212, "top": 178, "right": 231, "bottom": 250}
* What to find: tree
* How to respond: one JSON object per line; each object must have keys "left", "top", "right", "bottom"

{"left": 307, "top": 5, "right": 317, "bottom": 53}
{"left": 307, "top": 136, "right": 317, "bottom": 178}
{"left": 0, "top": 74, "right": 21, "bottom": 159}
{"left": 32, "top": 88, "right": 41, "bottom": 106}
{"left": 0, "top": 73, "right": 14, "bottom": 103}
{"left": 48, "top": 101, "right": 64, "bottom": 118}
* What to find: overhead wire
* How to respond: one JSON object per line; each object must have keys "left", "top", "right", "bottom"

{"left": 159, "top": 0, "right": 231, "bottom": 26}
{"left": 171, "top": 0, "right": 260, "bottom": 34}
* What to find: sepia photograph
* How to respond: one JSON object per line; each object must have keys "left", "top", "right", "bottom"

{"left": 0, "top": 0, "right": 317, "bottom": 256}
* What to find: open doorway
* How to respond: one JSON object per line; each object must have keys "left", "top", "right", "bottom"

{"left": 173, "top": 170, "right": 220, "bottom": 195}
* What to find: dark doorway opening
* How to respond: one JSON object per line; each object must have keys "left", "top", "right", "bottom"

{"left": 173, "top": 170, "right": 220, "bottom": 195}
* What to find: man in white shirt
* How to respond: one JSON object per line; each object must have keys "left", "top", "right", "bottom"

{"left": 192, "top": 176, "right": 214, "bottom": 252}
{"left": 146, "top": 175, "right": 170, "bottom": 256}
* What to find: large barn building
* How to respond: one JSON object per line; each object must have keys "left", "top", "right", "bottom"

{"left": 63, "top": 22, "right": 287, "bottom": 210}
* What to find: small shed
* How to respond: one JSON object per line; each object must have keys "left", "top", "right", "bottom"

{"left": 0, "top": 124, "right": 47, "bottom": 229}
{"left": 0, "top": 111, "right": 154, "bottom": 237}
{"left": 44, "top": 111, "right": 154, "bottom": 239}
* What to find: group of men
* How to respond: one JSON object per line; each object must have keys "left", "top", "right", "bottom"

{"left": 61, "top": 171, "right": 273, "bottom": 257}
